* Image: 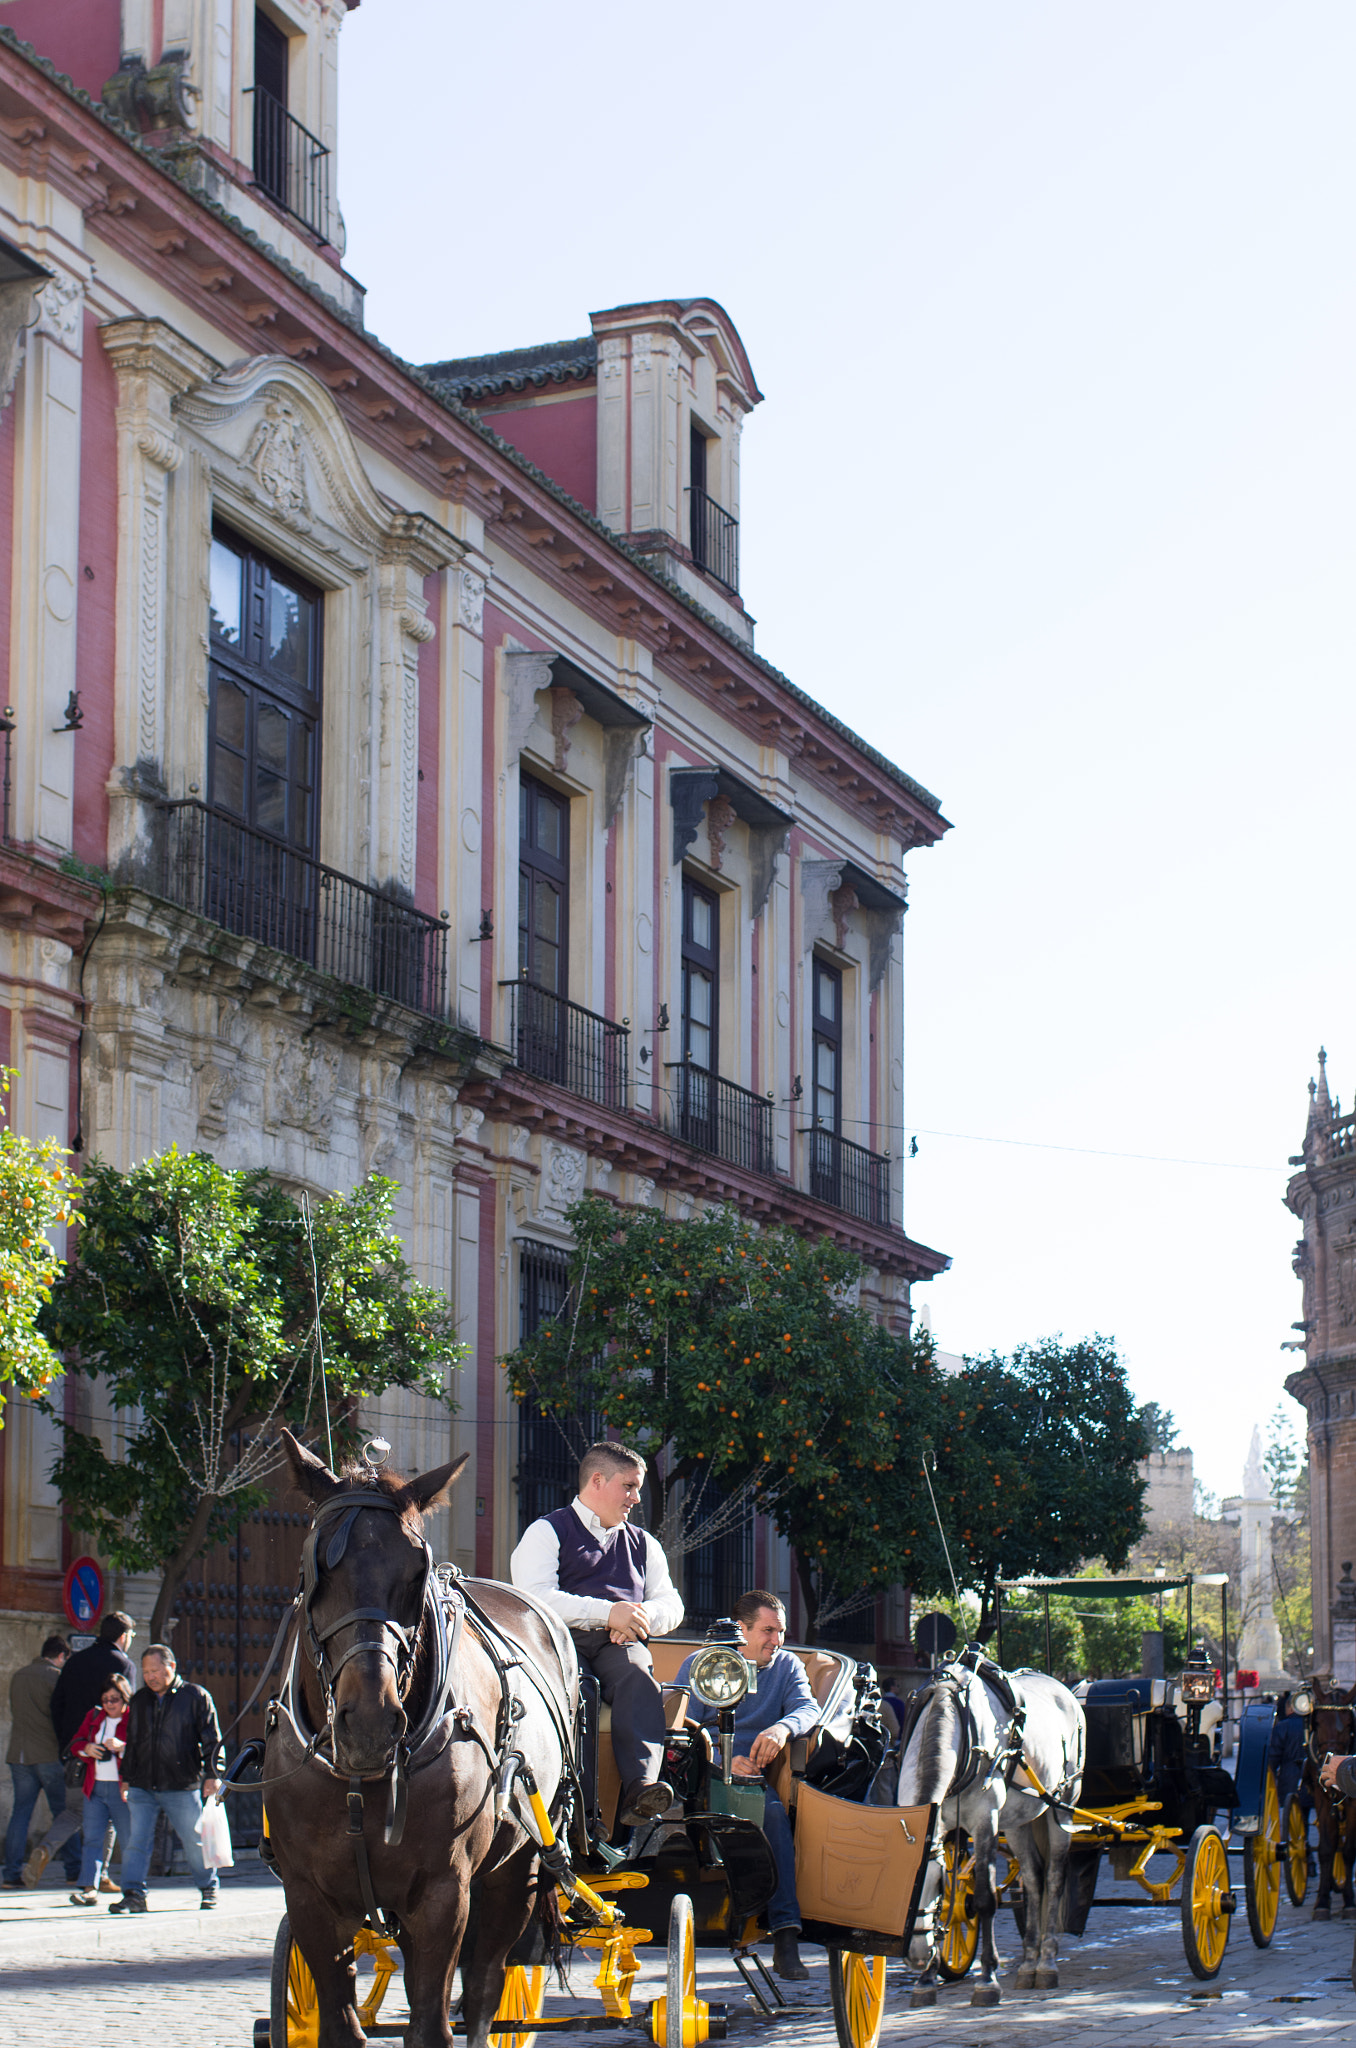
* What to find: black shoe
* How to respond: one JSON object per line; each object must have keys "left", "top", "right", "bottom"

{"left": 109, "top": 1892, "right": 147, "bottom": 1914}
{"left": 200, "top": 1890, "right": 218, "bottom": 1910}
{"left": 772, "top": 1928, "right": 809, "bottom": 1981}
{"left": 619, "top": 1778, "right": 674, "bottom": 1826}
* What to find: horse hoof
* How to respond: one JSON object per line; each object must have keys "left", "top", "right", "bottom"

{"left": 1312, "top": 1905, "right": 1331, "bottom": 1921}
{"left": 1034, "top": 1969, "right": 1059, "bottom": 1990}
{"left": 1014, "top": 1968, "right": 1036, "bottom": 1991}
{"left": 1343, "top": 1906, "right": 1356, "bottom": 1920}
{"left": 909, "top": 1988, "right": 937, "bottom": 2010}
{"left": 970, "top": 1985, "right": 1002, "bottom": 2008}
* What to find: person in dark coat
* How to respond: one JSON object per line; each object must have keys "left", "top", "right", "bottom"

{"left": 111, "top": 1645, "right": 223, "bottom": 1913}
{"left": 1270, "top": 1693, "right": 1310, "bottom": 1807}
{"left": 50, "top": 1613, "right": 136, "bottom": 1753}
{"left": 2, "top": 1636, "right": 77, "bottom": 1887}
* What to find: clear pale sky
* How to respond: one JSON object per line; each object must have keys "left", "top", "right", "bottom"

{"left": 339, "top": 2, "right": 1354, "bottom": 1499}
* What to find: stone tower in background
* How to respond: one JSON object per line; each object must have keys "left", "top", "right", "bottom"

{"left": 1285, "top": 1049, "right": 1356, "bottom": 1677}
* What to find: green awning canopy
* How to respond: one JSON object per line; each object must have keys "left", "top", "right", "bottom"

{"left": 999, "top": 1574, "right": 1228, "bottom": 1599}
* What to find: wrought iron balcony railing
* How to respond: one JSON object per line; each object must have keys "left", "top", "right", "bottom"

{"left": 160, "top": 801, "right": 449, "bottom": 1018}
{"left": 687, "top": 485, "right": 739, "bottom": 593}
{"left": 249, "top": 86, "right": 331, "bottom": 243}
{"left": 803, "top": 1126, "right": 891, "bottom": 1226}
{"left": 502, "top": 978, "right": 629, "bottom": 1111}
{"left": 666, "top": 1062, "right": 774, "bottom": 1177}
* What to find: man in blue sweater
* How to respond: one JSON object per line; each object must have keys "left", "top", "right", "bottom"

{"left": 677, "top": 1590, "right": 818, "bottom": 1981}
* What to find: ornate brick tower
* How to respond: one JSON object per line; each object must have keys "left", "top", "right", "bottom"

{"left": 1285, "top": 1049, "right": 1356, "bottom": 1678}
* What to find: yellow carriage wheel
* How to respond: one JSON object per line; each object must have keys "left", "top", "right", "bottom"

{"left": 269, "top": 1918, "right": 319, "bottom": 2048}
{"left": 1244, "top": 1768, "right": 1281, "bottom": 1947}
{"left": 1181, "top": 1826, "right": 1232, "bottom": 1980}
{"left": 493, "top": 1964, "right": 547, "bottom": 2048}
{"left": 935, "top": 1831, "right": 978, "bottom": 1981}
{"left": 1286, "top": 1799, "right": 1309, "bottom": 1903}
{"left": 650, "top": 1893, "right": 708, "bottom": 2048}
{"left": 828, "top": 1950, "right": 888, "bottom": 2048}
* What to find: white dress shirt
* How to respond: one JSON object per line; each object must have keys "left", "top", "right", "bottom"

{"left": 510, "top": 1497, "right": 685, "bottom": 1635}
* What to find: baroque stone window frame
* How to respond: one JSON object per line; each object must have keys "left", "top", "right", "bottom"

{"left": 101, "top": 321, "right": 461, "bottom": 903}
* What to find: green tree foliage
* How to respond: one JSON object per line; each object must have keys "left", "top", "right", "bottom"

{"left": 0, "top": 1070, "right": 80, "bottom": 1420}
{"left": 44, "top": 1150, "right": 464, "bottom": 1637}
{"left": 502, "top": 1196, "right": 941, "bottom": 1637}
{"left": 1264, "top": 1404, "right": 1303, "bottom": 1508}
{"left": 928, "top": 1338, "right": 1148, "bottom": 1639}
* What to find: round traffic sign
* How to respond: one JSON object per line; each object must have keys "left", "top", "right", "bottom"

{"left": 914, "top": 1609, "right": 958, "bottom": 1658}
{"left": 63, "top": 1555, "right": 103, "bottom": 1629}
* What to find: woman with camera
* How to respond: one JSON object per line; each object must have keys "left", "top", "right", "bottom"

{"left": 67, "top": 1673, "right": 132, "bottom": 1906}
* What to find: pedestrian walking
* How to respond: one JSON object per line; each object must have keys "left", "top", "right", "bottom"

{"left": 67, "top": 1674, "right": 132, "bottom": 1906}
{"left": 112, "top": 1645, "right": 224, "bottom": 1913}
{"left": 2, "top": 1634, "right": 79, "bottom": 1889}
{"left": 50, "top": 1613, "right": 136, "bottom": 1753}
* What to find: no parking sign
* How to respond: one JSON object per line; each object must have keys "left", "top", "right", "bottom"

{"left": 63, "top": 1555, "right": 103, "bottom": 1629}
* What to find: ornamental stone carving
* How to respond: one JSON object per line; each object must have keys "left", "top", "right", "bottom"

{"left": 458, "top": 571, "right": 486, "bottom": 632}
{"left": 539, "top": 1141, "right": 586, "bottom": 1220}
{"left": 36, "top": 275, "right": 83, "bottom": 348}
{"left": 247, "top": 397, "right": 310, "bottom": 523}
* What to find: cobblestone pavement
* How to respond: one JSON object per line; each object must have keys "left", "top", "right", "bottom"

{"left": 3, "top": 1856, "right": 1356, "bottom": 2047}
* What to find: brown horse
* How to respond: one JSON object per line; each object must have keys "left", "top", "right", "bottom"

{"left": 263, "top": 1431, "right": 579, "bottom": 2048}
{"left": 1302, "top": 1684, "right": 1356, "bottom": 1921}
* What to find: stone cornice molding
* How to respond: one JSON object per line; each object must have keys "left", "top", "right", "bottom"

{"left": 173, "top": 352, "right": 460, "bottom": 572}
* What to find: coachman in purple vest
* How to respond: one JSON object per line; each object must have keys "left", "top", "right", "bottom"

{"left": 511, "top": 1441, "right": 683, "bottom": 1823}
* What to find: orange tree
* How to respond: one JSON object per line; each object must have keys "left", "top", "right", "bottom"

{"left": 502, "top": 1196, "right": 942, "bottom": 1637}
{"left": 42, "top": 1150, "right": 464, "bottom": 1638}
{"left": 926, "top": 1337, "right": 1148, "bottom": 1641}
{"left": 0, "top": 1069, "right": 80, "bottom": 1418}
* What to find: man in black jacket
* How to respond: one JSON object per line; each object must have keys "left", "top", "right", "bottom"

{"left": 50, "top": 1613, "right": 136, "bottom": 1752}
{"left": 110, "top": 1645, "right": 224, "bottom": 1913}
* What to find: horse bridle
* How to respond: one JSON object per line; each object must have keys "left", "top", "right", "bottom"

{"left": 299, "top": 1490, "right": 433, "bottom": 1739}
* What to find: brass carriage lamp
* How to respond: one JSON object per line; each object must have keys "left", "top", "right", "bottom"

{"left": 687, "top": 1644, "right": 751, "bottom": 1785}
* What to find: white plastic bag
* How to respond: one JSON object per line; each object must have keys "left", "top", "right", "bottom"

{"left": 196, "top": 1796, "right": 234, "bottom": 1869}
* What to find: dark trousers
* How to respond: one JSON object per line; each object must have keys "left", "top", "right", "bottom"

{"left": 572, "top": 1631, "right": 666, "bottom": 1790}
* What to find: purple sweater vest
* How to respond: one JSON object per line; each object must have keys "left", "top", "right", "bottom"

{"left": 546, "top": 1505, "right": 647, "bottom": 1607}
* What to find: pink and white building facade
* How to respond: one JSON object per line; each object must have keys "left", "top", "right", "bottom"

{"left": 0, "top": 1, "right": 950, "bottom": 1748}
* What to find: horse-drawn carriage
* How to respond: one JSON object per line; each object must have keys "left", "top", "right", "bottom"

{"left": 242, "top": 1438, "right": 940, "bottom": 2048}
{"left": 929, "top": 1573, "right": 1288, "bottom": 1983}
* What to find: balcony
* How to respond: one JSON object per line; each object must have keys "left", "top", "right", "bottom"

{"left": 667, "top": 1063, "right": 774, "bottom": 1177}
{"left": 160, "top": 801, "right": 449, "bottom": 1018}
{"left": 688, "top": 485, "right": 739, "bottom": 593}
{"left": 503, "top": 978, "right": 629, "bottom": 1112}
{"left": 249, "top": 87, "right": 331, "bottom": 244}
{"left": 804, "top": 1127, "right": 891, "bottom": 1226}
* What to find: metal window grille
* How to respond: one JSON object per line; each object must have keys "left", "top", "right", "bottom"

{"left": 687, "top": 485, "right": 740, "bottom": 593}
{"left": 516, "top": 1241, "right": 605, "bottom": 1535}
{"left": 667, "top": 1063, "right": 775, "bottom": 1178}
{"left": 684, "top": 1480, "right": 754, "bottom": 1629}
{"left": 805, "top": 1126, "right": 891, "bottom": 1225}
{"left": 502, "top": 979, "right": 629, "bottom": 1111}
{"left": 250, "top": 85, "right": 331, "bottom": 243}
{"left": 160, "top": 799, "right": 449, "bottom": 1019}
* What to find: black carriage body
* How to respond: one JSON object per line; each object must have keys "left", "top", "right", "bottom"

{"left": 1081, "top": 1678, "right": 1238, "bottom": 1835}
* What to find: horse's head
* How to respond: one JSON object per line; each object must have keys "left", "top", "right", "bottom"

{"left": 282, "top": 1428, "right": 468, "bottom": 1778}
{"left": 1309, "top": 1682, "right": 1356, "bottom": 1781}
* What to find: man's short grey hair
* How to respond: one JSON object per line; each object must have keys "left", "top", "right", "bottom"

{"left": 142, "top": 1644, "right": 176, "bottom": 1669}
{"left": 578, "top": 1440, "right": 646, "bottom": 1490}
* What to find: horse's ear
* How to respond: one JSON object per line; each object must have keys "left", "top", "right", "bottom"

{"left": 279, "top": 1426, "right": 342, "bottom": 1503}
{"left": 405, "top": 1452, "right": 469, "bottom": 1516}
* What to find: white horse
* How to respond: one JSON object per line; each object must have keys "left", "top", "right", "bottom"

{"left": 872, "top": 1654, "right": 1085, "bottom": 2007}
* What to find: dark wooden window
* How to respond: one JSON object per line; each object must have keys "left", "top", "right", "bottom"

{"left": 690, "top": 423, "right": 708, "bottom": 497}
{"left": 208, "top": 530, "right": 320, "bottom": 853}
{"left": 684, "top": 1477, "right": 754, "bottom": 1629}
{"left": 680, "top": 876, "right": 719, "bottom": 1147}
{"left": 812, "top": 959, "right": 843, "bottom": 1138}
{"left": 255, "top": 9, "right": 288, "bottom": 107}
{"left": 519, "top": 774, "right": 569, "bottom": 994}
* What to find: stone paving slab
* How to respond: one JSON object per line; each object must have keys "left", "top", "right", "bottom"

{"left": 2, "top": 1864, "right": 1356, "bottom": 2047}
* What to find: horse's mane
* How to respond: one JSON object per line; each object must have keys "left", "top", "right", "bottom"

{"left": 899, "top": 1684, "right": 961, "bottom": 1807}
